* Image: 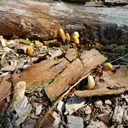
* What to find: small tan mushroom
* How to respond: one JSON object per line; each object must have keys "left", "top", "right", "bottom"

{"left": 57, "top": 28, "right": 66, "bottom": 53}
{"left": 57, "top": 28, "right": 66, "bottom": 43}
{"left": 72, "top": 31, "right": 79, "bottom": 38}
{"left": 34, "top": 40, "right": 43, "bottom": 48}
{"left": 26, "top": 46, "right": 33, "bottom": 65}
{"left": 71, "top": 35, "right": 79, "bottom": 45}
{"left": 26, "top": 46, "right": 33, "bottom": 56}
{"left": 71, "top": 35, "right": 80, "bottom": 55}
{"left": 86, "top": 75, "right": 95, "bottom": 90}
{"left": 103, "top": 63, "right": 113, "bottom": 71}
{"left": 66, "top": 33, "right": 70, "bottom": 50}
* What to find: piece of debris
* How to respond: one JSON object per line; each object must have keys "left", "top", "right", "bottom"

{"left": 67, "top": 115, "right": 83, "bottom": 128}
{"left": 52, "top": 111, "right": 61, "bottom": 128}
{"left": 84, "top": 105, "right": 92, "bottom": 115}
{"left": 86, "top": 120, "right": 107, "bottom": 128}
{"left": 8, "top": 81, "right": 26, "bottom": 112}
{"left": 24, "top": 124, "right": 34, "bottom": 128}
{"left": 84, "top": 1, "right": 104, "bottom": 7}
{"left": 105, "top": 99, "right": 112, "bottom": 106}
{"left": 98, "top": 111, "right": 110, "bottom": 124}
{"left": 112, "top": 104, "right": 124, "bottom": 124}
{"left": 5, "top": 81, "right": 32, "bottom": 126}
{"left": 18, "top": 48, "right": 77, "bottom": 89}
{"left": 57, "top": 100, "right": 65, "bottom": 113}
{"left": 35, "top": 104, "right": 42, "bottom": 116}
{"left": 65, "top": 95, "right": 86, "bottom": 115}
{"left": 94, "top": 100, "right": 103, "bottom": 108}
{"left": 1, "top": 65, "right": 16, "bottom": 72}
{"left": 0, "top": 36, "right": 6, "bottom": 47}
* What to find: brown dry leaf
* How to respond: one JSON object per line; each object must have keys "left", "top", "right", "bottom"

{"left": 75, "top": 66, "right": 128, "bottom": 97}
{"left": 0, "top": 75, "right": 12, "bottom": 101}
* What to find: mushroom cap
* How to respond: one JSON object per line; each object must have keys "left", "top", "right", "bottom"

{"left": 57, "top": 28, "right": 66, "bottom": 43}
{"left": 86, "top": 75, "right": 95, "bottom": 90}
{"left": 26, "top": 46, "right": 33, "bottom": 56}
{"left": 103, "top": 63, "right": 113, "bottom": 71}
{"left": 71, "top": 35, "right": 80, "bottom": 44}
{"left": 66, "top": 33, "right": 70, "bottom": 42}
{"left": 72, "top": 31, "right": 79, "bottom": 38}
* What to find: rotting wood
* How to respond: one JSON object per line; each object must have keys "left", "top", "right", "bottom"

{"left": 0, "top": 0, "right": 128, "bottom": 45}
{"left": 0, "top": 0, "right": 60, "bottom": 40}
{"left": 75, "top": 66, "right": 128, "bottom": 98}
{"left": 45, "top": 49, "right": 107, "bottom": 102}
{"left": 75, "top": 88, "right": 125, "bottom": 98}
{"left": 16, "top": 49, "right": 77, "bottom": 89}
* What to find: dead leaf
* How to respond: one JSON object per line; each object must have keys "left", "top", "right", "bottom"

{"left": 0, "top": 75, "right": 12, "bottom": 101}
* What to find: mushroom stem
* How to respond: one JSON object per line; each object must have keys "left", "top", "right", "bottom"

{"left": 58, "top": 42, "right": 65, "bottom": 53}
{"left": 67, "top": 41, "right": 70, "bottom": 50}
{"left": 73, "top": 43, "right": 78, "bottom": 56}
{"left": 29, "top": 56, "right": 33, "bottom": 65}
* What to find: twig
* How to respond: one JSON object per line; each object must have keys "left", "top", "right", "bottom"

{"left": 110, "top": 53, "right": 128, "bottom": 64}
{"left": 0, "top": 91, "right": 13, "bottom": 102}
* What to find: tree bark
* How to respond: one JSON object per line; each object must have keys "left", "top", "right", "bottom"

{"left": 18, "top": 49, "right": 77, "bottom": 89}
{"left": 0, "top": 0, "right": 60, "bottom": 40}
{"left": 0, "top": 0, "right": 128, "bottom": 44}
{"left": 45, "top": 49, "right": 107, "bottom": 101}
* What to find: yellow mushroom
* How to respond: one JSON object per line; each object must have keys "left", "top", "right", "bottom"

{"left": 26, "top": 46, "right": 33, "bottom": 56}
{"left": 71, "top": 35, "right": 79, "bottom": 45}
{"left": 57, "top": 28, "right": 66, "bottom": 53}
{"left": 34, "top": 40, "right": 43, "bottom": 48}
{"left": 66, "top": 33, "right": 70, "bottom": 50}
{"left": 72, "top": 31, "right": 80, "bottom": 38}
{"left": 103, "top": 63, "right": 113, "bottom": 71}
{"left": 86, "top": 75, "right": 95, "bottom": 90}
{"left": 71, "top": 35, "right": 80, "bottom": 55}
{"left": 26, "top": 46, "right": 33, "bottom": 65}
{"left": 57, "top": 28, "right": 66, "bottom": 43}
{"left": 66, "top": 33, "right": 70, "bottom": 42}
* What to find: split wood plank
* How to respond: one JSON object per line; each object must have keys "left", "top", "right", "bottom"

{"left": 45, "top": 49, "right": 107, "bottom": 101}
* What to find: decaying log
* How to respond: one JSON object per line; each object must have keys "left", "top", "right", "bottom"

{"left": 45, "top": 49, "right": 107, "bottom": 101}
{"left": 0, "top": 0, "right": 128, "bottom": 44}
{"left": 0, "top": 0, "right": 60, "bottom": 40}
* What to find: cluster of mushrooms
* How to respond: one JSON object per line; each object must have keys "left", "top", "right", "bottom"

{"left": 57, "top": 28, "right": 80, "bottom": 54}
{"left": 26, "top": 28, "right": 114, "bottom": 90}
{"left": 86, "top": 63, "right": 113, "bottom": 90}
{"left": 57, "top": 28, "right": 114, "bottom": 90}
